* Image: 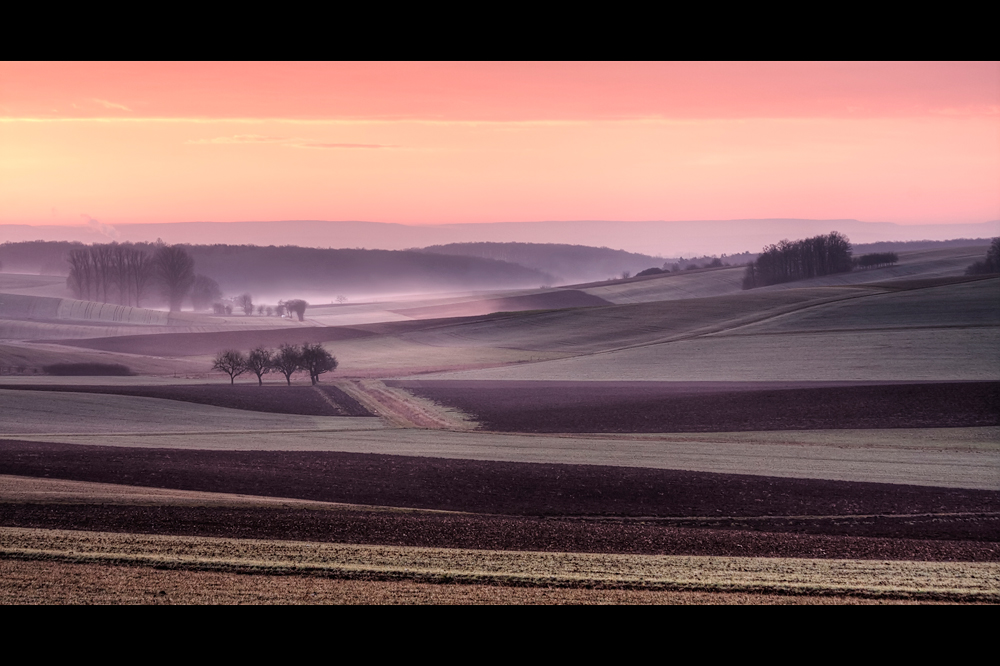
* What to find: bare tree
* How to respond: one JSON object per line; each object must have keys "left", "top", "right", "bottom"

{"left": 125, "top": 246, "right": 154, "bottom": 307}
{"left": 67, "top": 248, "right": 95, "bottom": 300}
{"left": 272, "top": 344, "right": 302, "bottom": 385}
{"left": 155, "top": 245, "right": 196, "bottom": 312}
{"left": 67, "top": 243, "right": 152, "bottom": 306}
{"left": 212, "top": 349, "right": 247, "bottom": 384}
{"left": 245, "top": 347, "right": 273, "bottom": 386}
{"left": 236, "top": 293, "right": 254, "bottom": 316}
{"left": 300, "top": 342, "right": 337, "bottom": 385}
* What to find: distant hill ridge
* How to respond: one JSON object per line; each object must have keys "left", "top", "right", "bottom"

{"left": 417, "top": 242, "right": 668, "bottom": 284}
{"left": 3, "top": 219, "right": 998, "bottom": 257}
{"left": 2, "top": 237, "right": 994, "bottom": 302}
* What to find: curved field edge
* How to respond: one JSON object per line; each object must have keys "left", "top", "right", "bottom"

{"left": 2, "top": 527, "right": 996, "bottom": 602}
{"left": 2, "top": 442, "right": 997, "bottom": 519}
{"left": 390, "top": 380, "right": 1000, "bottom": 433}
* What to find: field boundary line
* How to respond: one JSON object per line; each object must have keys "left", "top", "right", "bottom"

{"left": 710, "top": 323, "right": 1000, "bottom": 338}
{"left": 549, "top": 511, "right": 1000, "bottom": 522}
{"left": 3, "top": 425, "right": 389, "bottom": 438}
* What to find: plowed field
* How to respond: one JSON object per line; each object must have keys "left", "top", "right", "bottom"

{"left": 392, "top": 380, "right": 1000, "bottom": 433}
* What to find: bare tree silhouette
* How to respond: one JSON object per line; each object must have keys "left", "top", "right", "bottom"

{"left": 155, "top": 245, "right": 196, "bottom": 312}
{"left": 212, "top": 349, "right": 247, "bottom": 384}
{"left": 300, "top": 343, "right": 337, "bottom": 385}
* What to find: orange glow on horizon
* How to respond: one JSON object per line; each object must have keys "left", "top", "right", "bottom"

{"left": 1, "top": 62, "right": 998, "bottom": 229}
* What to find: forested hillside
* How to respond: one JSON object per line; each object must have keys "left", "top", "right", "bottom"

{"left": 417, "top": 242, "right": 665, "bottom": 283}
{"left": 0, "top": 241, "right": 554, "bottom": 302}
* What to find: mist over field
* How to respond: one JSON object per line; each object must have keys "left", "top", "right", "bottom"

{"left": 2, "top": 62, "right": 999, "bottom": 604}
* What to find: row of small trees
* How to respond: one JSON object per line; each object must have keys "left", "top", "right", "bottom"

{"left": 742, "top": 232, "right": 853, "bottom": 289}
{"left": 212, "top": 297, "right": 308, "bottom": 319}
{"left": 212, "top": 343, "right": 337, "bottom": 385}
{"left": 855, "top": 252, "right": 899, "bottom": 269}
{"left": 67, "top": 242, "right": 196, "bottom": 311}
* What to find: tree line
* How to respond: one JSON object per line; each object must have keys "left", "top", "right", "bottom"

{"left": 67, "top": 242, "right": 195, "bottom": 311}
{"left": 742, "top": 232, "right": 853, "bottom": 289}
{"left": 65, "top": 242, "right": 310, "bottom": 317}
{"left": 965, "top": 238, "right": 1000, "bottom": 275}
{"left": 855, "top": 252, "right": 899, "bottom": 269}
{"left": 212, "top": 343, "right": 338, "bottom": 385}
{"left": 213, "top": 296, "right": 308, "bottom": 319}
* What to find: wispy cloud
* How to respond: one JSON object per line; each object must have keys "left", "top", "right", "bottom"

{"left": 186, "top": 134, "right": 398, "bottom": 148}
{"left": 92, "top": 99, "right": 132, "bottom": 112}
{"left": 294, "top": 141, "right": 397, "bottom": 149}
{"left": 187, "top": 134, "right": 290, "bottom": 144}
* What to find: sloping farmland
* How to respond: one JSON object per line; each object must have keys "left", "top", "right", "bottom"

{"left": 411, "top": 278, "right": 999, "bottom": 382}
{"left": 580, "top": 244, "right": 991, "bottom": 305}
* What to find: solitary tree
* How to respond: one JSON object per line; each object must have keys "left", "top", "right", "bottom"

{"left": 212, "top": 349, "right": 247, "bottom": 384}
{"left": 285, "top": 299, "right": 308, "bottom": 321}
{"left": 272, "top": 343, "right": 303, "bottom": 385}
{"left": 300, "top": 343, "right": 337, "bottom": 385}
{"left": 236, "top": 293, "right": 254, "bottom": 316}
{"left": 155, "top": 245, "right": 196, "bottom": 312}
{"left": 245, "top": 347, "right": 273, "bottom": 386}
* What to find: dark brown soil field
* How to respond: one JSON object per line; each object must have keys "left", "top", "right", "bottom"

{"left": 4, "top": 384, "right": 374, "bottom": 417}
{"left": 3, "top": 503, "right": 996, "bottom": 562}
{"left": 2, "top": 441, "right": 998, "bottom": 555}
{"left": 390, "top": 380, "right": 1000, "bottom": 432}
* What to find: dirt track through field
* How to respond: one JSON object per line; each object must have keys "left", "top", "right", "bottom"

{"left": 333, "top": 380, "right": 477, "bottom": 430}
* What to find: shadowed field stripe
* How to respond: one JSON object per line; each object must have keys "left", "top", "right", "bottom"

{"left": 2, "top": 527, "right": 996, "bottom": 601}
{"left": 7, "top": 427, "right": 998, "bottom": 490}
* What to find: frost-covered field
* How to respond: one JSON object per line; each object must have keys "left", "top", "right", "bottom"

{"left": 1, "top": 250, "right": 997, "bottom": 603}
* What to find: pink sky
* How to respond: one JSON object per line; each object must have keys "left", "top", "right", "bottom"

{"left": 2, "top": 62, "right": 998, "bottom": 228}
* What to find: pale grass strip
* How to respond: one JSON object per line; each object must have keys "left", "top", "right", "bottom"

{"left": 1, "top": 527, "right": 996, "bottom": 601}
